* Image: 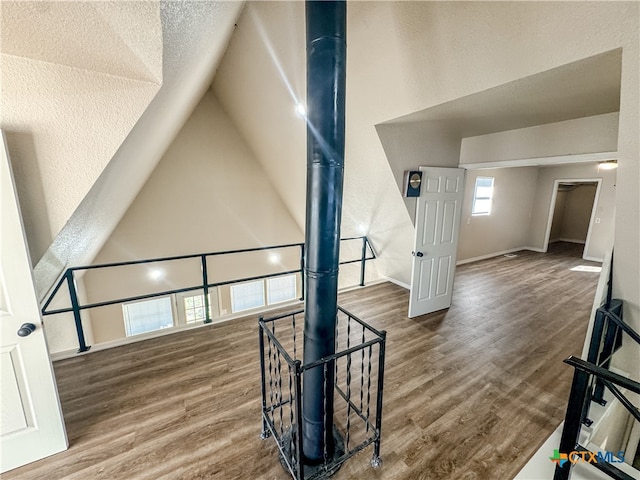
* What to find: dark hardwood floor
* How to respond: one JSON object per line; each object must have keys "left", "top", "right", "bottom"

{"left": 5, "top": 242, "right": 601, "bottom": 479}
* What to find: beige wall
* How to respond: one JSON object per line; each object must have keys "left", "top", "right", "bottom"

{"left": 376, "top": 123, "right": 462, "bottom": 221}
{"left": 213, "top": 2, "right": 637, "bottom": 303}
{"left": 457, "top": 165, "right": 614, "bottom": 264}
{"left": 550, "top": 190, "right": 567, "bottom": 243}
{"left": 212, "top": 1, "right": 638, "bottom": 374}
{"left": 457, "top": 167, "right": 539, "bottom": 262}
{"left": 82, "top": 90, "right": 304, "bottom": 345}
{"left": 556, "top": 184, "right": 597, "bottom": 243}
{"left": 460, "top": 113, "right": 619, "bottom": 166}
{"left": 528, "top": 163, "right": 616, "bottom": 261}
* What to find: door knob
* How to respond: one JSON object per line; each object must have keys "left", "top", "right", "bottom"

{"left": 17, "top": 323, "right": 36, "bottom": 337}
{"left": 412, "top": 251, "right": 424, "bottom": 257}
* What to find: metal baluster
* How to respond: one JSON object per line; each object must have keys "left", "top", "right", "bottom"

{"left": 553, "top": 367, "right": 591, "bottom": 480}
{"left": 292, "top": 313, "right": 297, "bottom": 361}
{"left": 360, "top": 236, "right": 367, "bottom": 286}
{"left": 372, "top": 332, "right": 387, "bottom": 468}
{"left": 294, "top": 360, "right": 304, "bottom": 480}
{"left": 360, "top": 324, "right": 365, "bottom": 412}
{"left": 299, "top": 244, "right": 305, "bottom": 301}
{"left": 278, "top": 351, "right": 284, "bottom": 441}
{"left": 259, "top": 322, "right": 270, "bottom": 439}
{"left": 201, "top": 255, "right": 212, "bottom": 323}
{"left": 273, "top": 324, "right": 280, "bottom": 437}
{"left": 365, "top": 344, "right": 373, "bottom": 434}
{"left": 288, "top": 364, "right": 295, "bottom": 469}
{"left": 267, "top": 330, "right": 275, "bottom": 425}
{"left": 345, "top": 351, "right": 352, "bottom": 452}
{"left": 67, "top": 270, "right": 90, "bottom": 353}
{"left": 323, "top": 361, "right": 329, "bottom": 466}
{"left": 335, "top": 312, "right": 340, "bottom": 387}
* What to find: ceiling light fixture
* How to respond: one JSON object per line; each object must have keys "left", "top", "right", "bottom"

{"left": 598, "top": 160, "right": 618, "bottom": 170}
{"left": 268, "top": 253, "right": 280, "bottom": 264}
{"left": 295, "top": 103, "right": 306, "bottom": 117}
{"left": 149, "top": 268, "right": 165, "bottom": 281}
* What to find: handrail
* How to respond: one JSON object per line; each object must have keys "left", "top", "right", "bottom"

{"left": 564, "top": 356, "right": 640, "bottom": 396}
{"left": 554, "top": 252, "right": 640, "bottom": 480}
{"left": 603, "top": 309, "right": 640, "bottom": 347}
{"left": 41, "top": 242, "right": 305, "bottom": 313}
{"left": 586, "top": 299, "right": 638, "bottom": 407}
{"left": 42, "top": 268, "right": 302, "bottom": 316}
{"left": 42, "top": 236, "right": 376, "bottom": 353}
{"left": 554, "top": 356, "right": 640, "bottom": 480}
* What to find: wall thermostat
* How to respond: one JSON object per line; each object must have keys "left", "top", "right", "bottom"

{"left": 403, "top": 170, "right": 422, "bottom": 197}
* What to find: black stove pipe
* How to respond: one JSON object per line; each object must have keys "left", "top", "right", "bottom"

{"left": 302, "top": 0, "right": 346, "bottom": 464}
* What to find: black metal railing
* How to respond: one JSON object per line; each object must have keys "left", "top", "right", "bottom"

{"left": 259, "top": 307, "right": 386, "bottom": 479}
{"left": 553, "top": 356, "right": 640, "bottom": 480}
{"left": 41, "top": 236, "right": 376, "bottom": 353}
{"left": 585, "top": 300, "right": 640, "bottom": 413}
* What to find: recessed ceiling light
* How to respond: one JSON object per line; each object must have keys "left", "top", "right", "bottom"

{"left": 598, "top": 160, "right": 618, "bottom": 170}
{"left": 149, "top": 269, "right": 164, "bottom": 281}
{"left": 268, "top": 253, "right": 280, "bottom": 264}
{"left": 295, "top": 103, "right": 306, "bottom": 117}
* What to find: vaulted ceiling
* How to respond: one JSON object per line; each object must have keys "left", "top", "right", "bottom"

{"left": 1, "top": 1, "right": 242, "bottom": 297}
{"left": 1, "top": 1, "right": 163, "bottom": 259}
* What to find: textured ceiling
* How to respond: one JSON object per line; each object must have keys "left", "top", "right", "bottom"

{"left": 29, "top": 1, "right": 243, "bottom": 299}
{"left": 1, "top": 0, "right": 163, "bottom": 263}
{"left": 379, "top": 49, "right": 622, "bottom": 137}
{"left": 1, "top": 1, "right": 162, "bottom": 82}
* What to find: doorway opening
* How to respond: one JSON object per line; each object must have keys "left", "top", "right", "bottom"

{"left": 544, "top": 178, "right": 604, "bottom": 262}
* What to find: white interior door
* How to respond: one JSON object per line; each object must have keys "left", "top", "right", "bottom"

{"left": 1, "top": 131, "right": 68, "bottom": 473}
{"left": 408, "top": 167, "right": 465, "bottom": 318}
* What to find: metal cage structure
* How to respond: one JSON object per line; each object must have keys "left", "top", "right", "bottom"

{"left": 258, "top": 307, "right": 386, "bottom": 480}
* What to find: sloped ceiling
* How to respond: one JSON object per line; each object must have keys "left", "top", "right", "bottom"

{"left": 1, "top": 1, "right": 163, "bottom": 262}
{"left": 0, "top": 1, "right": 243, "bottom": 298}
{"left": 376, "top": 49, "right": 622, "bottom": 194}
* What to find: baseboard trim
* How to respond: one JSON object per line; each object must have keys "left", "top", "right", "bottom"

{"left": 553, "top": 238, "right": 586, "bottom": 245}
{"left": 583, "top": 255, "right": 604, "bottom": 263}
{"left": 384, "top": 276, "right": 410, "bottom": 290}
{"left": 457, "top": 246, "right": 544, "bottom": 265}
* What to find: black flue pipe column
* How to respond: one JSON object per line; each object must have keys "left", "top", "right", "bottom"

{"left": 302, "top": 0, "right": 346, "bottom": 464}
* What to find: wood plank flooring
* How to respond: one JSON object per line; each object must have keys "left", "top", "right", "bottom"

{"left": 5, "top": 243, "right": 601, "bottom": 479}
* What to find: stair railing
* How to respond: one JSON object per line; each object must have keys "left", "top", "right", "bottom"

{"left": 41, "top": 236, "right": 376, "bottom": 354}
{"left": 554, "top": 299, "right": 640, "bottom": 480}
{"left": 554, "top": 355, "right": 640, "bottom": 480}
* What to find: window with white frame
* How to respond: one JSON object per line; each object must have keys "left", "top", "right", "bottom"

{"left": 123, "top": 296, "right": 174, "bottom": 337}
{"left": 472, "top": 176, "right": 494, "bottom": 216}
{"left": 230, "top": 280, "right": 265, "bottom": 313}
{"left": 229, "top": 275, "right": 298, "bottom": 314}
{"left": 267, "top": 275, "right": 297, "bottom": 305}
{"left": 183, "top": 293, "right": 212, "bottom": 323}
